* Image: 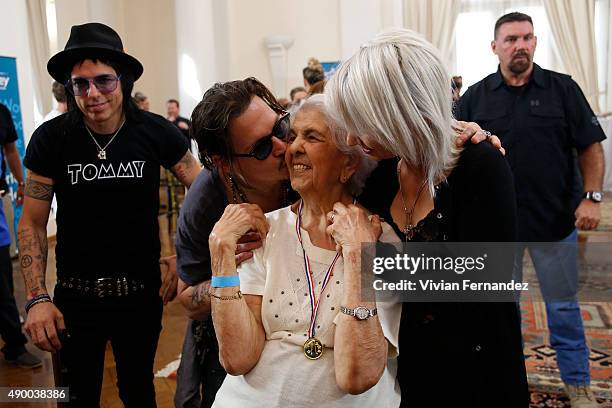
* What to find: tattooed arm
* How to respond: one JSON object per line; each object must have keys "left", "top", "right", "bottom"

{"left": 177, "top": 277, "right": 212, "bottom": 321}
{"left": 170, "top": 151, "right": 201, "bottom": 188}
{"left": 18, "top": 170, "right": 65, "bottom": 352}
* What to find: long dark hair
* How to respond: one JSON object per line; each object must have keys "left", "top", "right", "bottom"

{"left": 191, "top": 77, "right": 284, "bottom": 170}
{"left": 63, "top": 57, "right": 141, "bottom": 130}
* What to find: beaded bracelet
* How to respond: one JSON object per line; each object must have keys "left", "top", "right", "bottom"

{"left": 25, "top": 294, "right": 52, "bottom": 314}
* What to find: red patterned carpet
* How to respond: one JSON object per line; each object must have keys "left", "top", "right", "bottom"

{"left": 523, "top": 300, "right": 612, "bottom": 407}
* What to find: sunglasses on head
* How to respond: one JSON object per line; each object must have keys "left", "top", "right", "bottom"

{"left": 65, "top": 74, "right": 122, "bottom": 97}
{"left": 234, "top": 112, "right": 290, "bottom": 160}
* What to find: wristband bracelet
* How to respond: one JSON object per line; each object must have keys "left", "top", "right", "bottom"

{"left": 25, "top": 294, "right": 52, "bottom": 314}
{"left": 209, "top": 289, "right": 243, "bottom": 301}
{"left": 211, "top": 275, "right": 240, "bottom": 288}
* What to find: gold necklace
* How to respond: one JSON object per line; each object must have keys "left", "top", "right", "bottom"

{"left": 397, "top": 159, "right": 427, "bottom": 241}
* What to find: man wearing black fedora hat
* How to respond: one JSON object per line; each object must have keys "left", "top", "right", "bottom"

{"left": 17, "top": 22, "right": 200, "bottom": 407}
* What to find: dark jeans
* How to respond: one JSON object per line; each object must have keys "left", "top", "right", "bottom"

{"left": 174, "top": 320, "right": 226, "bottom": 408}
{"left": 54, "top": 290, "right": 163, "bottom": 408}
{"left": 0, "top": 245, "right": 28, "bottom": 360}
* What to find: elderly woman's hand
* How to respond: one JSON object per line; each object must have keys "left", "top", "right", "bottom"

{"left": 209, "top": 204, "right": 269, "bottom": 254}
{"left": 454, "top": 120, "right": 505, "bottom": 155}
{"left": 326, "top": 203, "right": 382, "bottom": 253}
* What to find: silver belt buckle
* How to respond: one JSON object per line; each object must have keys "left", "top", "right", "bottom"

{"left": 95, "top": 278, "right": 114, "bottom": 298}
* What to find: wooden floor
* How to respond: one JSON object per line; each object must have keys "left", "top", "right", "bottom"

{"left": 0, "top": 214, "right": 187, "bottom": 408}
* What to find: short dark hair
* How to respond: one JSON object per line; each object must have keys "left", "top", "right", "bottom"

{"left": 494, "top": 12, "right": 533, "bottom": 39}
{"left": 167, "top": 99, "right": 179, "bottom": 107}
{"left": 191, "top": 77, "right": 284, "bottom": 170}
{"left": 133, "top": 91, "right": 147, "bottom": 103}
{"left": 290, "top": 86, "right": 306, "bottom": 100}
{"left": 65, "top": 57, "right": 139, "bottom": 127}
{"left": 52, "top": 81, "right": 67, "bottom": 103}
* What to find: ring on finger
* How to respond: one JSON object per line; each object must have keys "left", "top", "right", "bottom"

{"left": 481, "top": 130, "right": 492, "bottom": 140}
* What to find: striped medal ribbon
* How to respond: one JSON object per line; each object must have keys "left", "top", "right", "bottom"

{"left": 296, "top": 199, "right": 341, "bottom": 360}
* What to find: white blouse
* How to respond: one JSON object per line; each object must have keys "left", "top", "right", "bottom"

{"left": 212, "top": 206, "right": 401, "bottom": 408}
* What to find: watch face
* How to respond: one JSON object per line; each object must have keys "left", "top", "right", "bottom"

{"left": 593, "top": 192, "right": 603, "bottom": 202}
{"left": 355, "top": 307, "right": 370, "bottom": 320}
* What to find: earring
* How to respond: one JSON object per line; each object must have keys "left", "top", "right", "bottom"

{"left": 227, "top": 172, "right": 248, "bottom": 203}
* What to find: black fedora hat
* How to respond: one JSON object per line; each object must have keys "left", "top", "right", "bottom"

{"left": 47, "top": 22, "right": 143, "bottom": 83}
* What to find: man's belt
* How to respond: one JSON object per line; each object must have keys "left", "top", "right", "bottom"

{"left": 56, "top": 277, "right": 149, "bottom": 298}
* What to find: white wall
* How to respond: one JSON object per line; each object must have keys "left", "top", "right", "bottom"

{"left": 124, "top": 0, "right": 178, "bottom": 115}
{"left": 0, "top": 0, "right": 37, "bottom": 144}
{"left": 52, "top": 0, "right": 395, "bottom": 107}
{"left": 339, "top": 0, "right": 383, "bottom": 60}
{"left": 175, "top": 0, "right": 229, "bottom": 117}
{"left": 227, "top": 0, "right": 342, "bottom": 99}
{"left": 0, "top": 1, "right": 41, "bottom": 242}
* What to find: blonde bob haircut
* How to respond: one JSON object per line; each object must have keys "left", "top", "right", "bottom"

{"left": 325, "top": 28, "right": 459, "bottom": 195}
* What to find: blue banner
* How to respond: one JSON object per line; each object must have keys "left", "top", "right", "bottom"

{"left": 0, "top": 56, "right": 27, "bottom": 238}
{"left": 321, "top": 61, "right": 340, "bottom": 80}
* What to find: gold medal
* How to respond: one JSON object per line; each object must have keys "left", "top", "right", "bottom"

{"left": 303, "top": 337, "right": 323, "bottom": 360}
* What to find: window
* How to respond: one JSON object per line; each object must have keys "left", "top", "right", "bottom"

{"left": 454, "top": 0, "right": 561, "bottom": 90}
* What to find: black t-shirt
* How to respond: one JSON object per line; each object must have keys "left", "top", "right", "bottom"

{"left": 24, "top": 111, "right": 189, "bottom": 286}
{"left": 456, "top": 64, "right": 606, "bottom": 241}
{"left": 175, "top": 167, "right": 228, "bottom": 286}
{"left": 0, "top": 103, "right": 18, "bottom": 146}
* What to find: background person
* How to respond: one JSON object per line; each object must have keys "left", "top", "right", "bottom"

{"left": 0, "top": 103, "right": 40, "bottom": 369}
{"left": 134, "top": 91, "right": 150, "bottom": 111}
{"left": 302, "top": 57, "right": 325, "bottom": 92}
{"left": 456, "top": 12, "right": 606, "bottom": 407}
{"left": 167, "top": 98, "right": 191, "bottom": 140}
{"left": 290, "top": 86, "right": 307, "bottom": 104}
{"left": 43, "top": 81, "right": 68, "bottom": 122}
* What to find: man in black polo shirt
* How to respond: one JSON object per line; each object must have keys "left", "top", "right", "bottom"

{"left": 457, "top": 12, "right": 606, "bottom": 407}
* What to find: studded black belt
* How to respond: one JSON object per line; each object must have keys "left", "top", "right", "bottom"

{"left": 56, "top": 277, "right": 149, "bottom": 298}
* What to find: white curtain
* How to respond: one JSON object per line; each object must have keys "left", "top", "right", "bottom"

{"left": 26, "top": 0, "right": 52, "bottom": 118}
{"left": 403, "top": 0, "right": 460, "bottom": 65}
{"left": 543, "top": 0, "right": 601, "bottom": 112}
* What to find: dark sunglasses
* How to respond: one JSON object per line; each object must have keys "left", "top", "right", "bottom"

{"left": 234, "top": 112, "right": 290, "bottom": 160}
{"left": 65, "top": 74, "right": 122, "bottom": 97}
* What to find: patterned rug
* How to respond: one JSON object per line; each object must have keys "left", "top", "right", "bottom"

{"left": 599, "top": 198, "right": 612, "bottom": 231}
{"left": 524, "top": 300, "right": 612, "bottom": 407}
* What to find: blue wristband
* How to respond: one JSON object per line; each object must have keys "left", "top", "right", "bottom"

{"left": 211, "top": 275, "right": 240, "bottom": 288}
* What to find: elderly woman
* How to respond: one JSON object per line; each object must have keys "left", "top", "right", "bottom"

{"left": 325, "top": 29, "right": 528, "bottom": 407}
{"left": 208, "top": 94, "right": 401, "bottom": 407}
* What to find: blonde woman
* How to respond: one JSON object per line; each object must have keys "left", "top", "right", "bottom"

{"left": 326, "top": 29, "right": 528, "bottom": 407}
